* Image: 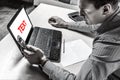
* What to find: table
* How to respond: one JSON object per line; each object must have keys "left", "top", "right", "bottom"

{"left": 0, "top": 3, "right": 93, "bottom": 79}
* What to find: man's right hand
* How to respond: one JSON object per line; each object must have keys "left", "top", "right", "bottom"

{"left": 22, "top": 45, "right": 48, "bottom": 66}
{"left": 48, "top": 16, "right": 68, "bottom": 28}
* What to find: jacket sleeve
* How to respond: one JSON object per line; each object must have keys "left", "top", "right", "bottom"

{"left": 42, "top": 59, "right": 94, "bottom": 80}
{"left": 66, "top": 21, "right": 101, "bottom": 33}
{"left": 42, "top": 38, "right": 120, "bottom": 80}
{"left": 43, "top": 61, "right": 76, "bottom": 80}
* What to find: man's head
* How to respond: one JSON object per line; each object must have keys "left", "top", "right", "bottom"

{"left": 79, "top": 0, "right": 119, "bottom": 24}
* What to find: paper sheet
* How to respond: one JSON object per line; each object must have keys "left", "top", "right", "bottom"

{"left": 61, "top": 39, "right": 92, "bottom": 67}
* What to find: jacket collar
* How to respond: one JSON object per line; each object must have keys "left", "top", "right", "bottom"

{"left": 96, "top": 7, "right": 120, "bottom": 35}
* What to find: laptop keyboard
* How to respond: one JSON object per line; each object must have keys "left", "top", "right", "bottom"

{"left": 28, "top": 27, "right": 62, "bottom": 62}
{"left": 34, "top": 28, "right": 52, "bottom": 57}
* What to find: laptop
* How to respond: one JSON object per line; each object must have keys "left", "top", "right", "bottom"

{"left": 7, "top": 7, "right": 62, "bottom": 62}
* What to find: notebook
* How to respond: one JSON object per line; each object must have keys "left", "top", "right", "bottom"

{"left": 7, "top": 7, "right": 62, "bottom": 62}
{"left": 61, "top": 39, "right": 92, "bottom": 67}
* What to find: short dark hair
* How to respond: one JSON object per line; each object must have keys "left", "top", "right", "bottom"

{"left": 85, "top": 0, "right": 119, "bottom": 9}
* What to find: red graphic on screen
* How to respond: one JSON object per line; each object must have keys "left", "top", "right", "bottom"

{"left": 18, "top": 20, "right": 27, "bottom": 33}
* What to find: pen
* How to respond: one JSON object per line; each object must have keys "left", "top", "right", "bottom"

{"left": 63, "top": 39, "right": 65, "bottom": 53}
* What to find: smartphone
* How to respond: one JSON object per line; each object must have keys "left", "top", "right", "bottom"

{"left": 68, "top": 11, "right": 84, "bottom": 22}
{"left": 17, "top": 35, "right": 27, "bottom": 50}
{"left": 17, "top": 35, "right": 34, "bottom": 56}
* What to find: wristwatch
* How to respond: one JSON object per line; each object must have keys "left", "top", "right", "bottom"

{"left": 40, "top": 56, "right": 48, "bottom": 67}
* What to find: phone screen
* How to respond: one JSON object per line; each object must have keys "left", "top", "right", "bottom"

{"left": 17, "top": 35, "right": 26, "bottom": 50}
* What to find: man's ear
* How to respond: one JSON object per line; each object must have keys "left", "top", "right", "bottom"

{"left": 102, "top": 4, "right": 111, "bottom": 15}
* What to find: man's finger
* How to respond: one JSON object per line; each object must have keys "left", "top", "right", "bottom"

{"left": 51, "top": 23, "right": 58, "bottom": 26}
{"left": 26, "top": 45, "right": 44, "bottom": 53}
{"left": 26, "top": 45, "right": 39, "bottom": 51}
{"left": 48, "top": 18, "right": 56, "bottom": 23}
{"left": 48, "top": 22, "right": 58, "bottom": 28}
{"left": 23, "top": 49, "right": 32, "bottom": 58}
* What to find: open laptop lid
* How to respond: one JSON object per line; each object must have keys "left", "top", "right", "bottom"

{"left": 7, "top": 7, "right": 33, "bottom": 47}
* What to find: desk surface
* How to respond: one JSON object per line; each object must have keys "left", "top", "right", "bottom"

{"left": 0, "top": 3, "right": 93, "bottom": 79}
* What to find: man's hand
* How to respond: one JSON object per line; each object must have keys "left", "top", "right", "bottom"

{"left": 23, "top": 45, "right": 48, "bottom": 66}
{"left": 48, "top": 16, "right": 68, "bottom": 28}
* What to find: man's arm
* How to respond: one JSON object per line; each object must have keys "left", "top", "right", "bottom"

{"left": 48, "top": 16, "right": 101, "bottom": 33}
{"left": 42, "top": 59, "right": 93, "bottom": 80}
{"left": 22, "top": 45, "right": 77, "bottom": 80}
{"left": 66, "top": 21, "right": 101, "bottom": 33}
{"left": 43, "top": 61, "right": 76, "bottom": 80}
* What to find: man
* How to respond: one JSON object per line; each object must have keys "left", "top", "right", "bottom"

{"left": 23, "top": 0, "right": 120, "bottom": 80}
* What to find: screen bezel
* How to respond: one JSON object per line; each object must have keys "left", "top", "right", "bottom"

{"left": 7, "top": 6, "right": 33, "bottom": 50}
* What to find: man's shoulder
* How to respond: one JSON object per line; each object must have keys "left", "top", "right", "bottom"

{"left": 94, "top": 30, "right": 120, "bottom": 44}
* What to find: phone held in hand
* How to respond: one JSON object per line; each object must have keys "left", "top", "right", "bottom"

{"left": 17, "top": 35, "right": 27, "bottom": 50}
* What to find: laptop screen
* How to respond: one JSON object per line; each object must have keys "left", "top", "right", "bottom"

{"left": 9, "top": 8, "right": 32, "bottom": 42}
